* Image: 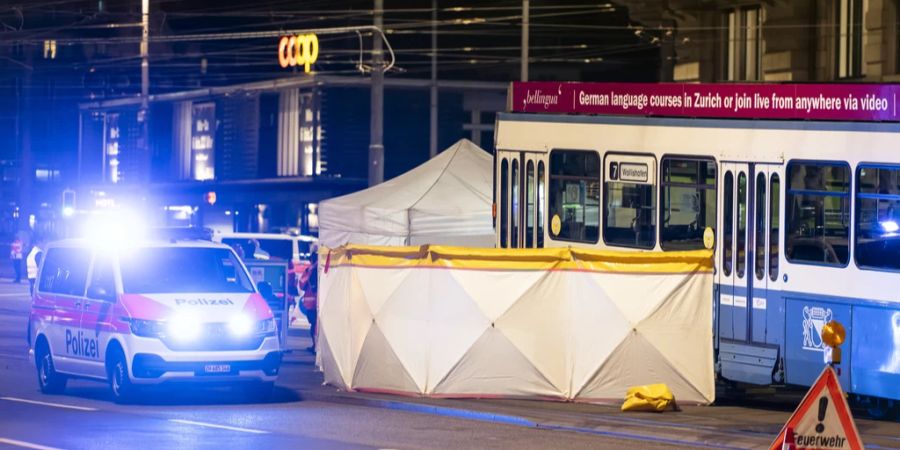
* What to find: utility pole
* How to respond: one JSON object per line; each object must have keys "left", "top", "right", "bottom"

{"left": 368, "top": 0, "right": 385, "bottom": 186}
{"left": 139, "top": 0, "right": 150, "bottom": 184}
{"left": 19, "top": 52, "right": 34, "bottom": 235}
{"left": 429, "top": 0, "right": 438, "bottom": 159}
{"left": 141, "top": 0, "right": 149, "bottom": 107}
{"left": 521, "top": 0, "right": 529, "bottom": 81}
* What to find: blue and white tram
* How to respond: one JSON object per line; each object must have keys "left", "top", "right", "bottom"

{"left": 494, "top": 83, "right": 900, "bottom": 413}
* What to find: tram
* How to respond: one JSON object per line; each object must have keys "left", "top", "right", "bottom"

{"left": 494, "top": 81, "right": 900, "bottom": 415}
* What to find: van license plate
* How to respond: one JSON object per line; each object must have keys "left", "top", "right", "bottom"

{"left": 204, "top": 364, "right": 231, "bottom": 373}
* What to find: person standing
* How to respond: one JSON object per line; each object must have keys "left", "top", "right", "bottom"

{"left": 26, "top": 238, "right": 46, "bottom": 296}
{"left": 9, "top": 237, "right": 23, "bottom": 283}
{"left": 298, "top": 249, "right": 319, "bottom": 353}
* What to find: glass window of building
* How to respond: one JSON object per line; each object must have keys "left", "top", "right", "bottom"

{"left": 836, "top": 0, "right": 863, "bottom": 78}
{"left": 722, "top": 7, "right": 762, "bottom": 81}
{"left": 192, "top": 102, "right": 216, "bottom": 181}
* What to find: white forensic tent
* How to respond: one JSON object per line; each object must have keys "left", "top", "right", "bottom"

{"left": 317, "top": 139, "right": 493, "bottom": 248}
{"left": 317, "top": 245, "right": 716, "bottom": 405}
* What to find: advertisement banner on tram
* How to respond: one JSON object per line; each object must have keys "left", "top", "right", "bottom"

{"left": 511, "top": 82, "right": 900, "bottom": 122}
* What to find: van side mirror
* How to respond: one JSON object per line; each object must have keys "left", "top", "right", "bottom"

{"left": 87, "top": 285, "right": 115, "bottom": 302}
{"left": 257, "top": 281, "right": 274, "bottom": 300}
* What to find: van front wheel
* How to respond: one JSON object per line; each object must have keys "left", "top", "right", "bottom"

{"left": 36, "top": 343, "right": 67, "bottom": 394}
{"left": 109, "top": 350, "right": 137, "bottom": 404}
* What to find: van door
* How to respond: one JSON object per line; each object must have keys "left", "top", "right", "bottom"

{"left": 80, "top": 253, "right": 118, "bottom": 378}
{"left": 37, "top": 247, "right": 92, "bottom": 374}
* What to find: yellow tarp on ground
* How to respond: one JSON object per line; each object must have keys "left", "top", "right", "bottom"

{"left": 621, "top": 384, "right": 677, "bottom": 412}
{"left": 316, "top": 245, "right": 715, "bottom": 405}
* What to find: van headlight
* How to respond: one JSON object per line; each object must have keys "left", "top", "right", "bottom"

{"left": 257, "top": 318, "right": 277, "bottom": 336}
{"left": 128, "top": 318, "right": 165, "bottom": 338}
{"left": 227, "top": 314, "right": 255, "bottom": 337}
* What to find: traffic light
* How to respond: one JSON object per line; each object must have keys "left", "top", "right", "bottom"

{"left": 205, "top": 191, "right": 217, "bottom": 206}
{"left": 62, "top": 189, "right": 75, "bottom": 217}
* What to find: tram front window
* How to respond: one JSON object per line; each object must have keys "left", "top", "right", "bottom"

{"left": 856, "top": 165, "right": 900, "bottom": 270}
{"left": 548, "top": 150, "right": 601, "bottom": 243}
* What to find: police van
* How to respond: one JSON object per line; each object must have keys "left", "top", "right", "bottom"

{"left": 28, "top": 237, "right": 282, "bottom": 403}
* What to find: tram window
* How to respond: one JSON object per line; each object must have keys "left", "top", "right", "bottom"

{"left": 769, "top": 174, "right": 780, "bottom": 281}
{"left": 786, "top": 162, "right": 850, "bottom": 266}
{"left": 548, "top": 150, "right": 601, "bottom": 243}
{"left": 660, "top": 158, "right": 716, "bottom": 250}
{"left": 737, "top": 172, "right": 747, "bottom": 278}
{"left": 538, "top": 162, "right": 545, "bottom": 247}
{"left": 755, "top": 172, "right": 766, "bottom": 280}
{"left": 604, "top": 182, "right": 655, "bottom": 249}
{"left": 526, "top": 161, "right": 535, "bottom": 248}
{"left": 512, "top": 160, "right": 520, "bottom": 248}
{"left": 855, "top": 165, "right": 900, "bottom": 270}
{"left": 723, "top": 172, "right": 734, "bottom": 276}
{"left": 604, "top": 155, "right": 656, "bottom": 249}
{"left": 500, "top": 159, "right": 509, "bottom": 248}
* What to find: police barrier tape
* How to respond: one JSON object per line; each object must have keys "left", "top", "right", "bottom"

{"left": 278, "top": 34, "right": 319, "bottom": 72}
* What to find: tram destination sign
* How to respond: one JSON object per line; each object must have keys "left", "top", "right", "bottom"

{"left": 511, "top": 82, "right": 900, "bottom": 122}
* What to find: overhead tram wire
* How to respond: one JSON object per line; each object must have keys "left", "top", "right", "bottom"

{"left": 6, "top": 2, "right": 858, "bottom": 36}
{"left": 0, "top": 2, "right": 658, "bottom": 83}
{"left": 2, "top": 6, "right": 621, "bottom": 40}
{"left": 154, "top": 4, "right": 619, "bottom": 17}
{"left": 6, "top": 25, "right": 397, "bottom": 72}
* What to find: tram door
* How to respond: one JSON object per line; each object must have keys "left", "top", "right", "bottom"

{"left": 719, "top": 162, "right": 782, "bottom": 344}
{"left": 496, "top": 151, "right": 546, "bottom": 249}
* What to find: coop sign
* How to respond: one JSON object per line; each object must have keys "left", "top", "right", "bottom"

{"left": 278, "top": 33, "right": 319, "bottom": 72}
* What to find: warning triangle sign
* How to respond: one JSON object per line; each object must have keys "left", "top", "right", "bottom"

{"left": 769, "top": 366, "right": 863, "bottom": 450}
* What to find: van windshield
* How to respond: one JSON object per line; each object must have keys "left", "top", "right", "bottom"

{"left": 120, "top": 247, "right": 254, "bottom": 294}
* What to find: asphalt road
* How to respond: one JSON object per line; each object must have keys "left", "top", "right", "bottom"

{"left": 0, "top": 281, "right": 695, "bottom": 450}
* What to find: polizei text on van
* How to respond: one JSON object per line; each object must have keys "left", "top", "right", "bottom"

{"left": 174, "top": 298, "right": 236, "bottom": 306}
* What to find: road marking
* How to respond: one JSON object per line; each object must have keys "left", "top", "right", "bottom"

{"left": 0, "top": 293, "right": 26, "bottom": 297}
{"left": 0, "top": 438, "right": 62, "bottom": 450}
{"left": 169, "top": 419, "right": 269, "bottom": 434}
{"left": 0, "top": 397, "right": 97, "bottom": 411}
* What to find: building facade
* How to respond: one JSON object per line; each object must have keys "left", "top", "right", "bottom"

{"left": 632, "top": 0, "right": 900, "bottom": 83}
{"left": 77, "top": 75, "right": 506, "bottom": 235}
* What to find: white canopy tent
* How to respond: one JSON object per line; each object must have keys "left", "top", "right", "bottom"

{"left": 318, "top": 139, "right": 494, "bottom": 248}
